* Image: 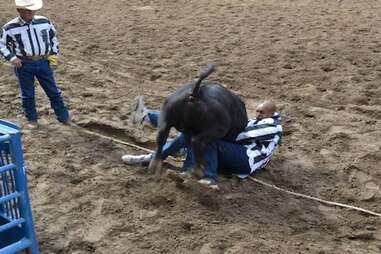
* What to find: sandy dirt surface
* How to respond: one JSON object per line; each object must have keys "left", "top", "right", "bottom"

{"left": 1, "top": 0, "right": 381, "bottom": 253}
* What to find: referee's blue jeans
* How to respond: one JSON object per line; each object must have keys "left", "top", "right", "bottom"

{"left": 147, "top": 111, "right": 251, "bottom": 179}
{"left": 14, "top": 59, "right": 69, "bottom": 123}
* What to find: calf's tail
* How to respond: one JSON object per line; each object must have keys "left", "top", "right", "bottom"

{"left": 191, "top": 64, "right": 216, "bottom": 98}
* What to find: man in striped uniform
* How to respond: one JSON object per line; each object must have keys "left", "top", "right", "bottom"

{"left": 0, "top": 0, "right": 70, "bottom": 128}
{"left": 200, "top": 101, "right": 282, "bottom": 188}
{"left": 122, "top": 97, "right": 283, "bottom": 189}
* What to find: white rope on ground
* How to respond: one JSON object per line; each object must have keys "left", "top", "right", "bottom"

{"left": 71, "top": 123, "right": 182, "bottom": 162}
{"left": 71, "top": 123, "right": 381, "bottom": 217}
{"left": 249, "top": 177, "right": 381, "bottom": 217}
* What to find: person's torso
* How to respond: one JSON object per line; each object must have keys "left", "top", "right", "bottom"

{"left": 3, "top": 16, "right": 55, "bottom": 56}
{"left": 236, "top": 114, "right": 283, "bottom": 172}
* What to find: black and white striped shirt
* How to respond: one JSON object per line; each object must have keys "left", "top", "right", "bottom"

{"left": 0, "top": 15, "right": 59, "bottom": 61}
{"left": 235, "top": 113, "right": 283, "bottom": 175}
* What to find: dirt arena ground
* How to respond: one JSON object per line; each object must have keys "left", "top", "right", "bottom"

{"left": 1, "top": 0, "right": 381, "bottom": 253}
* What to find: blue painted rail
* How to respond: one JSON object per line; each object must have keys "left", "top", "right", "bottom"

{"left": 0, "top": 120, "right": 39, "bottom": 254}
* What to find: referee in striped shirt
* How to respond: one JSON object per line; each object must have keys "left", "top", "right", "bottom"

{"left": 0, "top": 0, "right": 69, "bottom": 129}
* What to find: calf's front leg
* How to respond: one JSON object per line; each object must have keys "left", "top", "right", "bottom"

{"left": 149, "top": 124, "right": 170, "bottom": 177}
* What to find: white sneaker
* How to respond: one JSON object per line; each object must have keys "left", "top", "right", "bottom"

{"left": 198, "top": 178, "right": 219, "bottom": 190}
{"left": 121, "top": 154, "right": 152, "bottom": 165}
{"left": 131, "top": 96, "right": 149, "bottom": 125}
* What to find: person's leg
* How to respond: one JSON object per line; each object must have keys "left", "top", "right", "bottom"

{"left": 160, "top": 132, "right": 187, "bottom": 159}
{"left": 182, "top": 147, "right": 195, "bottom": 170}
{"left": 202, "top": 143, "right": 219, "bottom": 182}
{"left": 122, "top": 132, "right": 190, "bottom": 166}
{"left": 14, "top": 62, "right": 38, "bottom": 122}
{"left": 145, "top": 112, "right": 189, "bottom": 160}
{"left": 146, "top": 111, "right": 160, "bottom": 128}
{"left": 132, "top": 104, "right": 190, "bottom": 160}
{"left": 216, "top": 140, "right": 252, "bottom": 176}
{"left": 203, "top": 140, "right": 251, "bottom": 181}
{"left": 35, "top": 60, "right": 69, "bottom": 123}
{"left": 127, "top": 99, "right": 193, "bottom": 166}
{"left": 131, "top": 96, "right": 159, "bottom": 128}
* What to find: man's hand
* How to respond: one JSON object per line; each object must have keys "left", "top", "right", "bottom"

{"left": 48, "top": 55, "right": 59, "bottom": 68}
{"left": 10, "top": 58, "right": 22, "bottom": 68}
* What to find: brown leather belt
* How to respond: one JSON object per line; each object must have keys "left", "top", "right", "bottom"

{"left": 20, "top": 55, "right": 48, "bottom": 61}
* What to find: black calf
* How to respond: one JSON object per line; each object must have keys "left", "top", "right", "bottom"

{"left": 149, "top": 65, "right": 248, "bottom": 177}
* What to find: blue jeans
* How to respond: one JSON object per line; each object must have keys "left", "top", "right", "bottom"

{"left": 14, "top": 59, "right": 69, "bottom": 123}
{"left": 147, "top": 112, "right": 251, "bottom": 179}
{"left": 203, "top": 140, "right": 251, "bottom": 182}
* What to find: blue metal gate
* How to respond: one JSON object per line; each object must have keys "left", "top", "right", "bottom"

{"left": 0, "top": 120, "right": 39, "bottom": 254}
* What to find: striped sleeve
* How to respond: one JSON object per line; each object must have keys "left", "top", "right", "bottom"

{"left": 0, "top": 28, "right": 16, "bottom": 61}
{"left": 49, "top": 22, "right": 59, "bottom": 54}
{"left": 235, "top": 116, "right": 282, "bottom": 143}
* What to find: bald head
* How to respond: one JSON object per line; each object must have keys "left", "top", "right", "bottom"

{"left": 256, "top": 100, "right": 277, "bottom": 120}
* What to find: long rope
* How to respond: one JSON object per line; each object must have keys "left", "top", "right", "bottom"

{"left": 72, "top": 123, "right": 381, "bottom": 217}
{"left": 71, "top": 123, "right": 182, "bottom": 161}
{"left": 249, "top": 177, "right": 381, "bottom": 217}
